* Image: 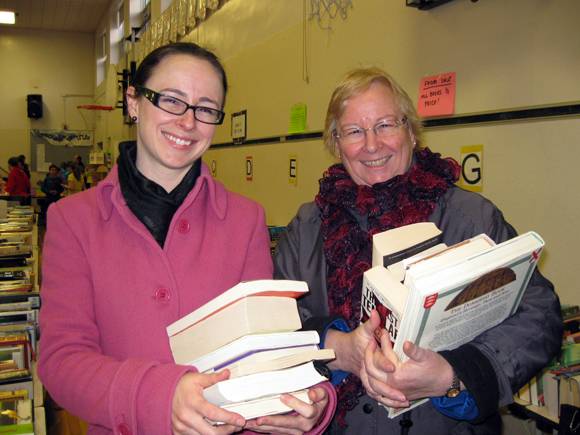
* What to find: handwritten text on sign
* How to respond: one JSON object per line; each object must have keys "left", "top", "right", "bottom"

{"left": 417, "top": 73, "right": 456, "bottom": 117}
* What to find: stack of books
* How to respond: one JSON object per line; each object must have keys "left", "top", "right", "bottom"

{"left": 362, "top": 222, "right": 545, "bottom": 417}
{"left": 0, "top": 207, "right": 34, "bottom": 270}
{"left": 167, "top": 279, "right": 335, "bottom": 424}
{"left": 0, "top": 205, "right": 42, "bottom": 433}
{"left": 521, "top": 309, "right": 580, "bottom": 419}
{"left": 0, "top": 206, "right": 39, "bottom": 404}
{"left": 0, "top": 269, "right": 39, "bottom": 359}
{"left": 268, "top": 226, "right": 286, "bottom": 257}
{"left": 0, "top": 398, "right": 33, "bottom": 435}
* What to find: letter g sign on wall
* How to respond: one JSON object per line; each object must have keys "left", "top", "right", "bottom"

{"left": 460, "top": 145, "right": 483, "bottom": 192}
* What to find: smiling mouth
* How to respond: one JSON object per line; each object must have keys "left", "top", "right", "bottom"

{"left": 363, "top": 157, "right": 390, "bottom": 167}
{"left": 164, "top": 133, "right": 194, "bottom": 146}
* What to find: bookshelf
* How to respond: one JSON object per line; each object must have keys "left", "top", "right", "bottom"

{"left": 508, "top": 397, "right": 559, "bottom": 433}
{"left": 0, "top": 205, "right": 43, "bottom": 434}
{"left": 507, "top": 307, "right": 580, "bottom": 434}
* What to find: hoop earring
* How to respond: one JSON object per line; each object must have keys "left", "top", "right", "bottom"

{"left": 131, "top": 116, "right": 138, "bottom": 123}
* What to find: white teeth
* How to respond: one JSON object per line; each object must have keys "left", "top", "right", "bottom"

{"left": 363, "top": 157, "right": 389, "bottom": 167}
{"left": 164, "top": 133, "right": 193, "bottom": 146}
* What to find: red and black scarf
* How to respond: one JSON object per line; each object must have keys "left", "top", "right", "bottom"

{"left": 315, "top": 148, "right": 460, "bottom": 426}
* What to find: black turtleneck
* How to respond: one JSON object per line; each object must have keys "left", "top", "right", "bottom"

{"left": 117, "top": 141, "right": 201, "bottom": 247}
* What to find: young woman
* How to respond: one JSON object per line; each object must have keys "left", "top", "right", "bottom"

{"left": 62, "top": 163, "right": 85, "bottom": 195}
{"left": 38, "top": 43, "right": 335, "bottom": 435}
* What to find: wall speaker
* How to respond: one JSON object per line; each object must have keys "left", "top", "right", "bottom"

{"left": 27, "top": 94, "right": 43, "bottom": 119}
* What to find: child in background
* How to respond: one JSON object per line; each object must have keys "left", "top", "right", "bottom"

{"left": 41, "top": 164, "right": 64, "bottom": 211}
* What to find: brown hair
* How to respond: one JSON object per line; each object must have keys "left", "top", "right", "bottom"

{"left": 127, "top": 42, "right": 228, "bottom": 109}
{"left": 323, "top": 66, "right": 423, "bottom": 157}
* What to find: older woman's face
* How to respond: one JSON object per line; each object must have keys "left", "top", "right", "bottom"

{"left": 336, "top": 82, "right": 415, "bottom": 187}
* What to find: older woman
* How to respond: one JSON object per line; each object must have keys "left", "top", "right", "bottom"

{"left": 38, "top": 42, "right": 334, "bottom": 435}
{"left": 273, "top": 67, "right": 563, "bottom": 434}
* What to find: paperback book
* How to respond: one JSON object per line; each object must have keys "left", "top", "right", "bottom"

{"left": 362, "top": 231, "right": 545, "bottom": 418}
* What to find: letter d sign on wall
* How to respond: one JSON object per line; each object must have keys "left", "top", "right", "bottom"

{"left": 246, "top": 157, "right": 253, "bottom": 181}
{"left": 459, "top": 145, "right": 483, "bottom": 192}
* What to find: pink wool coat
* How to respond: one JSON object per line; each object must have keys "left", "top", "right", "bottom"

{"left": 38, "top": 163, "right": 335, "bottom": 435}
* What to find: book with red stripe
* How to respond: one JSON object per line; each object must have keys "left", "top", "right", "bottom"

{"left": 167, "top": 279, "right": 308, "bottom": 337}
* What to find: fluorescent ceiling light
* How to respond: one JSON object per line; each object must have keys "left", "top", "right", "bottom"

{"left": 0, "top": 11, "right": 16, "bottom": 24}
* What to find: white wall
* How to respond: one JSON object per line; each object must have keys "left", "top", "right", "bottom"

{"left": 0, "top": 27, "right": 94, "bottom": 183}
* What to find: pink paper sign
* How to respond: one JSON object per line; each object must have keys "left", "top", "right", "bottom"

{"left": 417, "top": 73, "right": 456, "bottom": 117}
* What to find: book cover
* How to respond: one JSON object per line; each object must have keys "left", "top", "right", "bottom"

{"left": 361, "top": 266, "right": 409, "bottom": 346}
{"left": 384, "top": 231, "right": 544, "bottom": 418}
{"left": 0, "top": 390, "right": 27, "bottom": 403}
{"left": 0, "top": 378, "right": 33, "bottom": 402}
{"left": 170, "top": 296, "right": 302, "bottom": 366}
{"left": 190, "top": 330, "right": 320, "bottom": 374}
{"left": 0, "top": 399, "right": 33, "bottom": 435}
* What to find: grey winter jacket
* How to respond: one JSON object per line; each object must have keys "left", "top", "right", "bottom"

{"left": 273, "top": 184, "right": 563, "bottom": 435}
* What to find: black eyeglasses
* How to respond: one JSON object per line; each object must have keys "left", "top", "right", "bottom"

{"left": 137, "top": 87, "right": 225, "bottom": 125}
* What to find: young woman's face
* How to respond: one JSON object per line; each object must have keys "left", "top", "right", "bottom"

{"left": 50, "top": 167, "right": 58, "bottom": 177}
{"left": 127, "top": 54, "right": 224, "bottom": 190}
{"left": 335, "top": 83, "right": 416, "bottom": 187}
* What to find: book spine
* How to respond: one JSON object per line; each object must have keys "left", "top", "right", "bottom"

{"left": 361, "top": 277, "right": 402, "bottom": 346}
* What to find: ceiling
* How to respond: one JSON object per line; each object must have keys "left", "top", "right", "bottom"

{"left": 0, "top": 0, "right": 110, "bottom": 33}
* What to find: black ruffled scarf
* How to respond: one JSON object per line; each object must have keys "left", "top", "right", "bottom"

{"left": 315, "top": 148, "right": 460, "bottom": 426}
{"left": 117, "top": 141, "right": 201, "bottom": 247}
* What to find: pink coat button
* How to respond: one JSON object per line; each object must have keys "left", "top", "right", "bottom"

{"left": 118, "top": 423, "right": 131, "bottom": 435}
{"left": 177, "top": 219, "right": 190, "bottom": 234}
{"left": 155, "top": 288, "right": 171, "bottom": 303}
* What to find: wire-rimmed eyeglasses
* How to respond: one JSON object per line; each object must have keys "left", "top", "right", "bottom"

{"left": 137, "top": 87, "right": 225, "bottom": 125}
{"left": 334, "top": 116, "right": 408, "bottom": 145}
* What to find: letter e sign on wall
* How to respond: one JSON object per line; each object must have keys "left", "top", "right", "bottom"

{"left": 246, "top": 157, "right": 253, "bottom": 181}
{"left": 460, "top": 145, "right": 483, "bottom": 192}
{"left": 289, "top": 155, "right": 297, "bottom": 185}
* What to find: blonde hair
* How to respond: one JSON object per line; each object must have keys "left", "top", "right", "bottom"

{"left": 323, "top": 66, "right": 423, "bottom": 157}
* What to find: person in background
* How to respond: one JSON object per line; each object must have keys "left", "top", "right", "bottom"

{"left": 73, "top": 155, "right": 83, "bottom": 166}
{"left": 1, "top": 157, "right": 31, "bottom": 201}
{"left": 40, "top": 164, "right": 64, "bottom": 210}
{"left": 38, "top": 42, "right": 335, "bottom": 435}
{"left": 17, "top": 155, "right": 30, "bottom": 179}
{"left": 57, "top": 168, "right": 66, "bottom": 187}
{"left": 62, "top": 163, "right": 85, "bottom": 195}
{"left": 76, "top": 162, "right": 89, "bottom": 190}
{"left": 60, "top": 162, "right": 70, "bottom": 183}
{"left": 16, "top": 155, "right": 32, "bottom": 204}
{"left": 273, "top": 66, "right": 563, "bottom": 434}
